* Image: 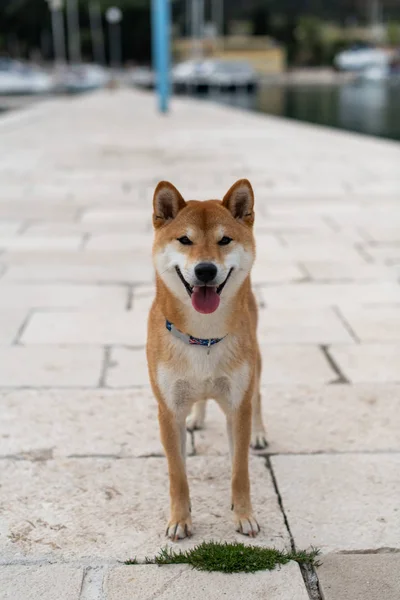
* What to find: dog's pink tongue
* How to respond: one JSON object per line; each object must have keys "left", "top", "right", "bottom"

{"left": 191, "top": 286, "right": 220, "bottom": 314}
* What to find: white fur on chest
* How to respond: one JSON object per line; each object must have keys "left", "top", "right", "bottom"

{"left": 156, "top": 334, "right": 250, "bottom": 416}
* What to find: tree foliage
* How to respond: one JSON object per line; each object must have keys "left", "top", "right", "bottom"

{"left": 0, "top": 0, "right": 152, "bottom": 62}
{"left": 1, "top": 0, "right": 400, "bottom": 64}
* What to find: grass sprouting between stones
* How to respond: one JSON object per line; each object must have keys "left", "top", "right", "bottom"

{"left": 125, "top": 541, "right": 320, "bottom": 574}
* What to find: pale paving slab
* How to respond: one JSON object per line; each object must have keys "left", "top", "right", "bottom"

{"left": 266, "top": 204, "right": 385, "bottom": 222}
{"left": 321, "top": 222, "right": 374, "bottom": 243}
{"left": 317, "top": 554, "right": 400, "bottom": 600}
{"left": 260, "top": 240, "right": 365, "bottom": 262}
{"left": 266, "top": 202, "right": 365, "bottom": 218}
{"left": 0, "top": 389, "right": 161, "bottom": 458}
{"left": 280, "top": 229, "right": 368, "bottom": 244}
{"left": 85, "top": 233, "right": 152, "bottom": 252}
{"left": 357, "top": 223, "right": 400, "bottom": 243}
{"left": 105, "top": 562, "right": 308, "bottom": 600}
{"left": 81, "top": 208, "right": 151, "bottom": 223}
{"left": 1, "top": 92, "right": 398, "bottom": 185}
{"left": 257, "top": 308, "right": 353, "bottom": 344}
{"left": 330, "top": 343, "right": 400, "bottom": 383}
{"left": 0, "top": 203, "right": 78, "bottom": 221}
{"left": 362, "top": 244, "right": 400, "bottom": 265}
{"left": 260, "top": 345, "right": 336, "bottom": 384}
{"left": 0, "top": 284, "right": 127, "bottom": 309}
{"left": 105, "top": 565, "right": 188, "bottom": 600}
{"left": 251, "top": 262, "right": 305, "bottom": 284}
{"left": 0, "top": 565, "right": 83, "bottom": 600}
{"left": 193, "top": 384, "right": 400, "bottom": 455}
{"left": 320, "top": 202, "right": 400, "bottom": 223}
{"left": 259, "top": 282, "right": 400, "bottom": 309}
{"left": 272, "top": 454, "right": 400, "bottom": 552}
{"left": 133, "top": 287, "right": 156, "bottom": 312}
{"left": 5, "top": 385, "right": 400, "bottom": 459}
{"left": 0, "top": 309, "right": 27, "bottom": 344}
{"left": 21, "top": 311, "right": 147, "bottom": 345}
{"left": 25, "top": 220, "right": 151, "bottom": 235}
{"left": 0, "top": 457, "right": 289, "bottom": 561}
{"left": 133, "top": 284, "right": 156, "bottom": 297}
{"left": 364, "top": 225, "right": 400, "bottom": 243}
{"left": 0, "top": 250, "right": 148, "bottom": 266}
{"left": 302, "top": 261, "right": 398, "bottom": 282}
{"left": 0, "top": 236, "right": 82, "bottom": 251}
{"left": 0, "top": 346, "right": 103, "bottom": 387}
{"left": 352, "top": 182, "right": 400, "bottom": 194}
{"left": 2, "top": 264, "right": 154, "bottom": 284}
{"left": 339, "top": 306, "right": 400, "bottom": 342}
{"left": 247, "top": 235, "right": 286, "bottom": 255}
{"left": 105, "top": 344, "right": 335, "bottom": 387}
{"left": 254, "top": 213, "right": 330, "bottom": 231}
{"left": 107, "top": 347, "right": 149, "bottom": 387}
{"left": 0, "top": 220, "right": 22, "bottom": 235}
{"left": 268, "top": 183, "right": 349, "bottom": 196}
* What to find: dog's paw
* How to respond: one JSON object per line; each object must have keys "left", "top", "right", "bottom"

{"left": 250, "top": 430, "right": 268, "bottom": 451}
{"left": 234, "top": 513, "right": 260, "bottom": 538}
{"left": 166, "top": 516, "right": 193, "bottom": 541}
{"left": 186, "top": 412, "right": 205, "bottom": 432}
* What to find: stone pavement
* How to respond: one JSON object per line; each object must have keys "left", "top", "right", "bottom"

{"left": 0, "top": 89, "right": 399, "bottom": 599}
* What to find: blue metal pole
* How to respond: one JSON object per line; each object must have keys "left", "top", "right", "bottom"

{"left": 152, "top": 0, "right": 170, "bottom": 113}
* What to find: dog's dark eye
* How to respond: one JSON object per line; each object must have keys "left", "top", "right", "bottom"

{"left": 218, "top": 236, "right": 232, "bottom": 246}
{"left": 177, "top": 236, "right": 193, "bottom": 245}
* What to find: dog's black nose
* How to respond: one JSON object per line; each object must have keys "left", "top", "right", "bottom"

{"left": 195, "top": 262, "right": 218, "bottom": 284}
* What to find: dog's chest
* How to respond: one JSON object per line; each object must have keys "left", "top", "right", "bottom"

{"left": 156, "top": 337, "right": 250, "bottom": 414}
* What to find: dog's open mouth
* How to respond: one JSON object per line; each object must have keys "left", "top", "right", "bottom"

{"left": 175, "top": 267, "right": 233, "bottom": 314}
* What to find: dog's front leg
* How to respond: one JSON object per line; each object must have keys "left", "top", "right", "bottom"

{"left": 158, "top": 401, "right": 192, "bottom": 541}
{"left": 230, "top": 387, "right": 260, "bottom": 537}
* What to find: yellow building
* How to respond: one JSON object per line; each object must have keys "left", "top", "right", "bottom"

{"left": 173, "top": 36, "right": 286, "bottom": 75}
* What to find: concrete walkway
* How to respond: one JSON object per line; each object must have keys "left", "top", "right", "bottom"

{"left": 0, "top": 89, "right": 399, "bottom": 599}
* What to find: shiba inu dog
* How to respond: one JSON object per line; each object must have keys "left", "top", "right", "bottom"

{"left": 147, "top": 179, "right": 267, "bottom": 541}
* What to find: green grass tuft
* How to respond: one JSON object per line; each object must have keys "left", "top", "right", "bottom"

{"left": 124, "top": 557, "right": 138, "bottom": 565}
{"left": 125, "top": 542, "right": 320, "bottom": 574}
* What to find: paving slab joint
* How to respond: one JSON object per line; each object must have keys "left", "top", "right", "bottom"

{"left": 126, "top": 286, "right": 134, "bottom": 310}
{"left": 79, "top": 233, "right": 91, "bottom": 251}
{"left": 79, "top": 566, "right": 106, "bottom": 600}
{"left": 265, "top": 457, "right": 296, "bottom": 552}
{"left": 299, "top": 563, "right": 323, "bottom": 600}
{"left": 354, "top": 243, "right": 374, "bottom": 263}
{"left": 296, "top": 262, "right": 312, "bottom": 281}
{"left": 320, "top": 345, "right": 349, "bottom": 384}
{"left": 338, "top": 547, "right": 400, "bottom": 555}
{"left": 17, "top": 221, "right": 31, "bottom": 234}
{"left": 265, "top": 457, "right": 323, "bottom": 600}
{"left": 98, "top": 346, "right": 112, "bottom": 387}
{"left": 12, "top": 309, "right": 34, "bottom": 346}
{"left": 332, "top": 307, "right": 360, "bottom": 343}
{"left": 322, "top": 215, "right": 340, "bottom": 233}
{"left": 188, "top": 429, "right": 196, "bottom": 455}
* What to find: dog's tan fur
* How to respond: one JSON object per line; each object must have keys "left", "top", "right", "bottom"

{"left": 146, "top": 179, "right": 266, "bottom": 540}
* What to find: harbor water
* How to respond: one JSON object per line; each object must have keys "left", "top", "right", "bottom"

{"left": 198, "top": 82, "right": 400, "bottom": 142}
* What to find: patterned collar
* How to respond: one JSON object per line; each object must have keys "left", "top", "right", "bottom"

{"left": 166, "top": 320, "right": 226, "bottom": 350}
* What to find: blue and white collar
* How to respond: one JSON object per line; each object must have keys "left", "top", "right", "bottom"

{"left": 166, "top": 320, "right": 226, "bottom": 351}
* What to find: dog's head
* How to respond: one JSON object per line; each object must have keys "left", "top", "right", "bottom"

{"left": 152, "top": 179, "right": 255, "bottom": 314}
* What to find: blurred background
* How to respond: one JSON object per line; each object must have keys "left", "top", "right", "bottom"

{"left": 1, "top": 0, "right": 400, "bottom": 139}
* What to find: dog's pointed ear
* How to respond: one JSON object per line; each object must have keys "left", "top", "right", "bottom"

{"left": 153, "top": 181, "right": 186, "bottom": 228}
{"left": 222, "top": 179, "right": 254, "bottom": 226}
